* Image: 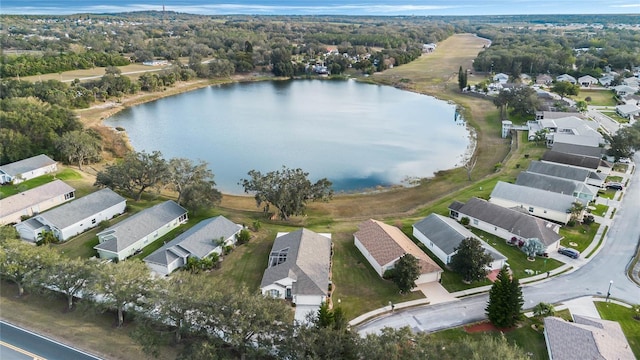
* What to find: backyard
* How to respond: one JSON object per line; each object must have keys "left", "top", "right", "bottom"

{"left": 595, "top": 302, "right": 640, "bottom": 358}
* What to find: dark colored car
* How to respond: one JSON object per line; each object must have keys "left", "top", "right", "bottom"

{"left": 606, "top": 183, "right": 623, "bottom": 190}
{"left": 558, "top": 248, "right": 580, "bottom": 259}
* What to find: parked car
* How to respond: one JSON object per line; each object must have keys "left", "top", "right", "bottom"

{"left": 618, "top": 158, "right": 631, "bottom": 164}
{"left": 558, "top": 248, "right": 580, "bottom": 259}
{"left": 606, "top": 182, "right": 623, "bottom": 190}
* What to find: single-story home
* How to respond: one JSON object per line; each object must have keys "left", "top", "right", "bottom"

{"left": 535, "top": 111, "right": 586, "bottom": 121}
{"left": 493, "top": 73, "right": 509, "bottom": 84}
{"left": 527, "top": 160, "right": 605, "bottom": 188}
{"left": 15, "top": 188, "right": 126, "bottom": 242}
{"left": 542, "top": 151, "right": 612, "bottom": 175}
{"left": 413, "top": 214, "right": 506, "bottom": 270}
{"left": 0, "top": 154, "right": 57, "bottom": 184}
{"left": 536, "top": 74, "right": 553, "bottom": 85}
{"left": 354, "top": 219, "right": 442, "bottom": 285}
{"left": 449, "top": 197, "right": 563, "bottom": 253}
{"left": 0, "top": 180, "right": 75, "bottom": 225}
{"left": 622, "top": 94, "right": 640, "bottom": 106}
{"left": 598, "top": 74, "right": 614, "bottom": 87}
{"left": 527, "top": 116, "right": 603, "bottom": 147}
{"left": 516, "top": 172, "right": 596, "bottom": 204}
{"left": 613, "top": 85, "right": 638, "bottom": 96}
{"left": 490, "top": 181, "right": 580, "bottom": 224}
{"left": 94, "top": 200, "right": 188, "bottom": 261}
{"left": 144, "top": 215, "right": 242, "bottom": 276}
{"left": 616, "top": 103, "right": 640, "bottom": 119}
{"left": 623, "top": 76, "right": 640, "bottom": 88}
{"left": 260, "top": 229, "right": 332, "bottom": 323}
{"left": 556, "top": 74, "right": 577, "bottom": 84}
{"left": 551, "top": 142, "right": 604, "bottom": 159}
{"left": 544, "top": 315, "right": 635, "bottom": 360}
{"left": 577, "top": 75, "right": 598, "bottom": 87}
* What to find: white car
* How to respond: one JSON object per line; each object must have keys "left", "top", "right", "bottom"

{"left": 618, "top": 158, "right": 631, "bottom": 164}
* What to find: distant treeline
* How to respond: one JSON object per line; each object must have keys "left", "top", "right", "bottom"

{"left": 0, "top": 51, "right": 131, "bottom": 78}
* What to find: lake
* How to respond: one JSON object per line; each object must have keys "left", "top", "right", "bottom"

{"left": 104, "top": 79, "right": 470, "bottom": 194}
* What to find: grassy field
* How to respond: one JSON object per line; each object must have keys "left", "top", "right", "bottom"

{"left": 590, "top": 204, "right": 609, "bottom": 217}
{"left": 595, "top": 302, "right": 640, "bottom": 358}
{"left": 20, "top": 63, "right": 172, "bottom": 83}
{"left": 571, "top": 89, "right": 617, "bottom": 106}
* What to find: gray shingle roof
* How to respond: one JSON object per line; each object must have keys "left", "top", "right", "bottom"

{"left": 491, "top": 181, "right": 579, "bottom": 213}
{"left": 448, "top": 197, "right": 562, "bottom": 247}
{"left": 0, "top": 180, "right": 75, "bottom": 219}
{"left": 95, "top": 201, "right": 187, "bottom": 253}
{"left": 260, "top": 229, "right": 332, "bottom": 297}
{"left": 542, "top": 151, "right": 609, "bottom": 170}
{"left": 413, "top": 214, "right": 506, "bottom": 261}
{"left": 38, "top": 188, "right": 125, "bottom": 230}
{"left": 551, "top": 142, "right": 604, "bottom": 158}
{"left": 144, "top": 216, "right": 242, "bottom": 266}
{"left": 0, "top": 154, "right": 56, "bottom": 177}
{"left": 516, "top": 172, "right": 579, "bottom": 196}
{"left": 413, "top": 214, "right": 475, "bottom": 255}
{"left": 544, "top": 316, "right": 635, "bottom": 360}
{"left": 527, "top": 161, "right": 592, "bottom": 183}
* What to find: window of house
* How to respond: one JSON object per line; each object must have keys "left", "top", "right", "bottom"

{"left": 64, "top": 192, "right": 74, "bottom": 200}
{"left": 267, "top": 289, "right": 280, "bottom": 298}
{"left": 92, "top": 219, "right": 97, "bottom": 225}
{"left": 473, "top": 219, "right": 478, "bottom": 225}
{"left": 430, "top": 241, "right": 433, "bottom": 247}
{"left": 528, "top": 207, "right": 534, "bottom": 212}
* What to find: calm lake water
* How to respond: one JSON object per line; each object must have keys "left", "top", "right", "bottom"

{"left": 105, "top": 79, "right": 470, "bottom": 194}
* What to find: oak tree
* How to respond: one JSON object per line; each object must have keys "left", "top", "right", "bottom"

{"left": 449, "top": 237, "right": 493, "bottom": 283}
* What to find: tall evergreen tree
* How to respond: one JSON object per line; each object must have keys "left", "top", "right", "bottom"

{"left": 458, "top": 65, "right": 468, "bottom": 90}
{"left": 449, "top": 237, "right": 493, "bottom": 283}
{"left": 486, "top": 266, "right": 524, "bottom": 328}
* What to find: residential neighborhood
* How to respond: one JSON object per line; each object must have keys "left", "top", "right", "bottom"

{"left": 1, "top": 11, "right": 640, "bottom": 359}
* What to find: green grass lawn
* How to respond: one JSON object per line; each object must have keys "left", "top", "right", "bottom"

{"left": 600, "top": 110, "right": 630, "bottom": 124}
{"left": 0, "top": 168, "right": 81, "bottom": 198}
{"left": 578, "top": 89, "right": 617, "bottom": 106}
{"left": 613, "top": 163, "right": 629, "bottom": 173}
{"left": 432, "top": 317, "right": 548, "bottom": 360}
{"left": 473, "top": 230, "right": 563, "bottom": 279}
{"left": 598, "top": 188, "right": 617, "bottom": 200}
{"left": 559, "top": 222, "right": 598, "bottom": 253}
{"left": 590, "top": 204, "right": 609, "bottom": 217}
{"left": 595, "top": 302, "right": 640, "bottom": 358}
{"left": 606, "top": 175, "right": 623, "bottom": 183}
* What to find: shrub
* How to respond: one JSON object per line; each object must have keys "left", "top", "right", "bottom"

{"left": 583, "top": 214, "right": 595, "bottom": 225}
{"left": 460, "top": 217, "right": 470, "bottom": 226}
{"left": 235, "top": 229, "right": 251, "bottom": 245}
{"left": 567, "top": 219, "right": 576, "bottom": 227}
{"left": 383, "top": 268, "right": 396, "bottom": 280}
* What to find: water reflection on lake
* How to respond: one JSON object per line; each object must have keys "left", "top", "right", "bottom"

{"left": 105, "top": 79, "right": 470, "bottom": 194}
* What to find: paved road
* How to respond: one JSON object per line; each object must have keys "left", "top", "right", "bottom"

{"left": 359, "top": 153, "right": 640, "bottom": 335}
{"left": 0, "top": 321, "right": 102, "bottom": 360}
{"left": 587, "top": 106, "right": 620, "bottom": 135}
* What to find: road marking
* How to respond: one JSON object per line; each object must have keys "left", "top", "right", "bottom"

{"left": 0, "top": 340, "right": 47, "bottom": 360}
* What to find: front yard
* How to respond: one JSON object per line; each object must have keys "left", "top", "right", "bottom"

{"left": 559, "top": 222, "right": 599, "bottom": 253}
{"left": 595, "top": 302, "right": 640, "bottom": 358}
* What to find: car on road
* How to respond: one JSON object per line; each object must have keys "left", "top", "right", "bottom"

{"left": 606, "top": 182, "right": 623, "bottom": 190}
{"left": 558, "top": 248, "right": 580, "bottom": 259}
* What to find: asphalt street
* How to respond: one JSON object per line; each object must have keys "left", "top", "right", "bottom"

{"left": 359, "top": 153, "right": 640, "bottom": 335}
{"left": 0, "top": 321, "right": 102, "bottom": 360}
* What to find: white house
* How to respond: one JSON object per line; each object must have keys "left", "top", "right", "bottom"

{"left": 493, "top": 73, "right": 509, "bottom": 84}
{"left": 616, "top": 104, "right": 640, "bottom": 119}
{"left": 516, "top": 171, "right": 596, "bottom": 204}
{"left": 577, "top": 75, "right": 598, "bottom": 87}
{"left": 527, "top": 160, "right": 605, "bottom": 189}
{"left": 15, "top": 188, "right": 126, "bottom": 242}
{"left": 144, "top": 216, "right": 242, "bottom": 275}
{"left": 490, "top": 181, "right": 579, "bottom": 225}
{"left": 527, "top": 116, "right": 603, "bottom": 147}
{"left": 598, "top": 74, "right": 614, "bottom": 86}
{"left": 413, "top": 214, "right": 506, "bottom": 270}
{"left": 449, "top": 197, "right": 563, "bottom": 254}
{"left": 94, "top": 201, "right": 188, "bottom": 261}
{"left": 260, "top": 229, "right": 332, "bottom": 323}
{"left": 354, "top": 219, "right": 442, "bottom": 285}
{"left": 0, "top": 154, "right": 57, "bottom": 184}
{"left": 0, "top": 180, "right": 75, "bottom": 225}
{"left": 556, "top": 74, "right": 577, "bottom": 84}
{"left": 613, "top": 85, "right": 638, "bottom": 96}
{"left": 542, "top": 151, "right": 612, "bottom": 175}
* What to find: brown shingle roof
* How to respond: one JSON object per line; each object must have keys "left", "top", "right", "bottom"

{"left": 354, "top": 219, "right": 441, "bottom": 274}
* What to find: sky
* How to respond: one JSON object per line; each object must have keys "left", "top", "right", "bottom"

{"left": 1, "top": 0, "right": 639, "bottom": 16}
